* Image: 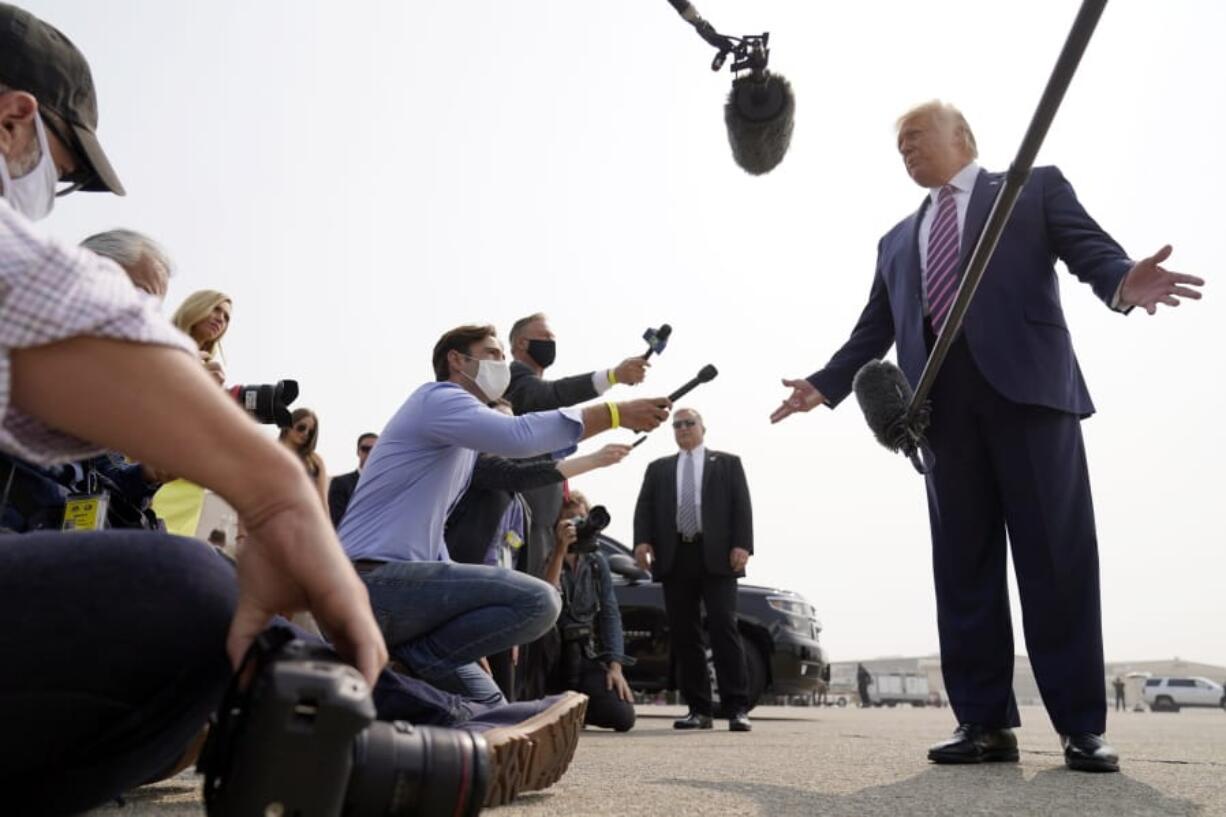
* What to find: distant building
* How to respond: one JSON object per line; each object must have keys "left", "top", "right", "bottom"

{"left": 826, "top": 655, "right": 1226, "bottom": 708}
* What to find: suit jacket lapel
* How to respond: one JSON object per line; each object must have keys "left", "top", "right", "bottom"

{"left": 701, "top": 451, "right": 718, "bottom": 502}
{"left": 665, "top": 454, "right": 679, "bottom": 525}
{"left": 958, "top": 170, "right": 1001, "bottom": 273}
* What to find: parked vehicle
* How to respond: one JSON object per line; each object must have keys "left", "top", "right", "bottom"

{"left": 1142, "top": 676, "right": 1226, "bottom": 712}
{"left": 599, "top": 535, "right": 826, "bottom": 714}
{"left": 868, "top": 672, "right": 931, "bottom": 707}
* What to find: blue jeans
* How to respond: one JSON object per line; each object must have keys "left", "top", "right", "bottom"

{"left": 360, "top": 560, "right": 561, "bottom": 706}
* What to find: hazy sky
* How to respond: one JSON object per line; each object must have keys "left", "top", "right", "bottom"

{"left": 25, "top": 1, "right": 1225, "bottom": 666}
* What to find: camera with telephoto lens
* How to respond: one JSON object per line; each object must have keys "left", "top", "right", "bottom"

{"left": 227, "top": 380, "right": 299, "bottom": 427}
{"left": 198, "top": 626, "right": 488, "bottom": 817}
{"left": 568, "top": 505, "right": 610, "bottom": 554}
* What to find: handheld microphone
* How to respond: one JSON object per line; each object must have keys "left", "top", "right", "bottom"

{"left": 632, "top": 364, "right": 719, "bottom": 448}
{"left": 668, "top": 363, "right": 718, "bottom": 402}
{"left": 664, "top": 0, "right": 795, "bottom": 175}
{"left": 852, "top": 360, "right": 930, "bottom": 473}
{"left": 643, "top": 324, "right": 672, "bottom": 360}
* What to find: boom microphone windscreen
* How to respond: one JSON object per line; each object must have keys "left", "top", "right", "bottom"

{"left": 852, "top": 361, "right": 916, "bottom": 453}
{"left": 726, "top": 72, "right": 795, "bottom": 176}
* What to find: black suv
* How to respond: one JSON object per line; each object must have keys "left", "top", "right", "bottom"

{"left": 598, "top": 535, "right": 826, "bottom": 711}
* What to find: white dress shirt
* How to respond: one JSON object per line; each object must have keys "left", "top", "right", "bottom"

{"left": 917, "top": 162, "right": 980, "bottom": 314}
{"left": 675, "top": 444, "right": 705, "bottom": 534}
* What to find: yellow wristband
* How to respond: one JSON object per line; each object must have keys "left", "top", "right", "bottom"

{"left": 608, "top": 368, "right": 618, "bottom": 386}
{"left": 607, "top": 401, "right": 620, "bottom": 429}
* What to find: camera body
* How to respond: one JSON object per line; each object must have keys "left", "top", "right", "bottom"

{"left": 568, "top": 504, "right": 610, "bottom": 554}
{"left": 228, "top": 380, "right": 299, "bottom": 427}
{"left": 199, "top": 627, "right": 487, "bottom": 817}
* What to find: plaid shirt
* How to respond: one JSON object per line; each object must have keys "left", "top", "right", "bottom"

{"left": 0, "top": 200, "right": 195, "bottom": 465}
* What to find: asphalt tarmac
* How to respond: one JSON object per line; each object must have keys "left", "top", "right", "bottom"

{"left": 86, "top": 704, "right": 1226, "bottom": 816}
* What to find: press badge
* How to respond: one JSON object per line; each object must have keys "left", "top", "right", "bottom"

{"left": 62, "top": 493, "right": 110, "bottom": 532}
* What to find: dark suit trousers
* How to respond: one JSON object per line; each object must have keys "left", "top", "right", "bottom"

{"left": 662, "top": 538, "right": 749, "bottom": 715}
{"left": 925, "top": 335, "right": 1106, "bottom": 735}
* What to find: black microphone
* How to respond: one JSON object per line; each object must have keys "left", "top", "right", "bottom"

{"left": 632, "top": 364, "right": 718, "bottom": 448}
{"left": 668, "top": 363, "right": 718, "bottom": 402}
{"left": 852, "top": 360, "right": 931, "bottom": 472}
{"left": 642, "top": 324, "right": 672, "bottom": 360}
{"left": 664, "top": 0, "right": 795, "bottom": 175}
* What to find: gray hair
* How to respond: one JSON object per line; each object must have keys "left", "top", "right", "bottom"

{"left": 509, "top": 312, "right": 548, "bottom": 346}
{"left": 80, "top": 229, "right": 173, "bottom": 276}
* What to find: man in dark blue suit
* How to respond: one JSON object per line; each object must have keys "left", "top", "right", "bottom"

{"left": 771, "top": 101, "right": 1203, "bottom": 773}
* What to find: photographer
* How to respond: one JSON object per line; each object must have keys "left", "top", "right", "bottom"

{"left": 543, "top": 492, "right": 636, "bottom": 732}
{"left": 0, "top": 9, "right": 384, "bottom": 814}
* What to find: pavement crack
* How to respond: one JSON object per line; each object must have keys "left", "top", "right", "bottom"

{"left": 1021, "top": 749, "right": 1226, "bottom": 768}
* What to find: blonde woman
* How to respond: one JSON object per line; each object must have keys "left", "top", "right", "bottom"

{"left": 172, "top": 289, "right": 231, "bottom": 385}
{"left": 279, "top": 408, "right": 330, "bottom": 512}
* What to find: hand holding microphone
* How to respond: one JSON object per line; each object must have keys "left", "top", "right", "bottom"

{"left": 611, "top": 323, "right": 672, "bottom": 386}
{"left": 613, "top": 357, "right": 650, "bottom": 386}
{"left": 615, "top": 397, "right": 673, "bottom": 432}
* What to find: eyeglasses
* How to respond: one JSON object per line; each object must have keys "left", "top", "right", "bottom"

{"left": 672, "top": 419, "right": 697, "bottom": 429}
{"left": 358, "top": 444, "right": 374, "bottom": 453}
{"left": 294, "top": 423, "right": 314, "bottom": 434}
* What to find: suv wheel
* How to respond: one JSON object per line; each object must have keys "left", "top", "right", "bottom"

{"left": 1154, "top": 695, "right": 1178, "bottom": 712}
{"left": 707, "top": 642, "right": 767, "bottom": 717}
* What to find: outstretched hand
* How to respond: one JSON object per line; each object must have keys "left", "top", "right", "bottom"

{"left": 770, "top": 378, "right": 827, "bottom": 424}
{"left": 1120, "top": 245, "right": 1204, "bottom": 315}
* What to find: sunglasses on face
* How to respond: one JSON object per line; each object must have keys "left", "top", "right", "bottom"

{"left": 359, "top": 444, "right": 374, "bottom": 453}
{"left": 673, "top": 419, "right": 697, "bottom": 429}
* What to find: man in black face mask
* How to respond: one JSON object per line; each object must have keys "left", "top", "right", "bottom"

{"left": 505, "top": 312, "right": 650, "bottom": 699}
{"left": 506, "top": 313, "right": 649, "bottom": 413}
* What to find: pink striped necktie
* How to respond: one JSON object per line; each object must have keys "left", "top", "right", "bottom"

{"left": 925, "top": 184, "right": 961, "bottom": 332}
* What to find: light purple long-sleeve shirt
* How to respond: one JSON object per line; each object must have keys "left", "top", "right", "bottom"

{"left": 340, "top": 381, "right": 582, "bottom": 563}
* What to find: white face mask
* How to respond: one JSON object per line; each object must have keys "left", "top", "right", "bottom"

{"left": 0, "top": 114, "right": 58, "bottom": 221}
{"left": 462, "top": 355, "right": 511, "bottom": 402}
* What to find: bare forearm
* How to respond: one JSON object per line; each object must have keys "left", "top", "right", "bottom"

{"left": 578, "top": 403, "right": 613, "bottom": 441}
{"left": 557, "top": 452, "right": 598, "bottom": 479}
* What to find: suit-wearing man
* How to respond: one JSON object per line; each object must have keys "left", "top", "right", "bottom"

{"left": 327, "top": 432, "right": 377, "bottom": 529}
{"left": 634, "top": 408, "right": 754, "bottom": 731}
{"left": 503, "top": 312, "right": 651, "bottom": 577}
{"left": 503, "top": 311, "right": 650, "bottom": 700}
{"left": 771, "top": 101, "right": 1203, "bottom": 772}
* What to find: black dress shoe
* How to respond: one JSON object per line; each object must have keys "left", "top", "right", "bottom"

{"left": 1062, "top": 733, "right": 1119, "bottom": 773}
{"left": 673, "top": 712, "right": 713, "bottom": 730}
{"left": 729, "top": 711, "right": 752, "bottom": 732}
{"left": 928, "top": 723, "right": 1019, "bottom": 764}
